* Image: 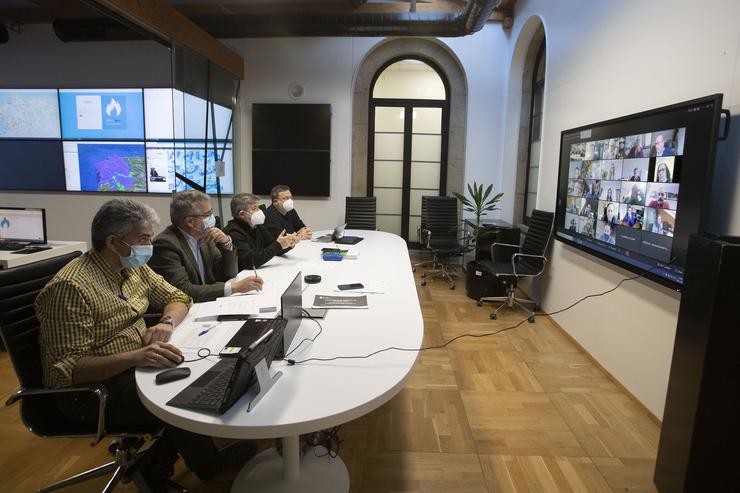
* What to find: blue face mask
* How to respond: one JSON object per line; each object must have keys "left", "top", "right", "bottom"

{"left": 118, "top": 239, "right": 153, "bottom": 269}
{"left": 202, "top": 214, "right": 216, "bottom": 230}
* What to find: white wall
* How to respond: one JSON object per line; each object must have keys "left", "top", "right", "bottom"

{"left": 499, "top": 0, "right": 740, "bottom": 418}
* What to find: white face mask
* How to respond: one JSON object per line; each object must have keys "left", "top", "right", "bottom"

{"left": 282, "top": 198, "right": 294, "bottom": 213}
{"left": 250, "top": 209, "right": 265, "bottom": 227}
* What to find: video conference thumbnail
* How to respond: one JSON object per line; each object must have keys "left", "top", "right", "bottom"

{"left": 564, "top": 126, "right": 685, "bottom": 264}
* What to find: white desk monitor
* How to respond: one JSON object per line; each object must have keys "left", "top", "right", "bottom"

{"left": 0, "top": 207, "right": 47, "bottom": 244}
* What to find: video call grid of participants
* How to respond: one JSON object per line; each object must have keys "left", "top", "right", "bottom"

{"left": 564, "top": 128, "right": 684, "bottom": 258}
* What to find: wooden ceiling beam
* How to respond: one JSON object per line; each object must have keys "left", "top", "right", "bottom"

{"left": 87, "top": 0, "right": 244, "bottom": 79}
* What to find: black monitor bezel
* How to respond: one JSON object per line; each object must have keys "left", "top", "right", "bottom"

{"left": 554, "top": 94, "right": 724, "bottom": 291}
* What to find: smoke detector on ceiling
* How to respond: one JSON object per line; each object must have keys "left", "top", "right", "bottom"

{"left": 288, "top": 82, "right": 304, "bottom": 100}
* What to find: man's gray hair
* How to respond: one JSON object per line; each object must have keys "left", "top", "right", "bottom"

{"left": 170, "top": 190, "right": 210, "bottom": 226}
{"left": 230, "top": 193, "right": 260, "bottom": 218}
{"left": 91, "top": 199, "right": 159, "bottom": 250}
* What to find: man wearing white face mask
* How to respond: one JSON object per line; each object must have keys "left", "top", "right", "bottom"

{"left": 149, "top": 190, "right": 263, "bottom": 302}
{"left": 36, "top": 199, "right": 261, "bottom": 488}
{"left": 265, "top": 184, "right": 312, "bottom": 242}
{"left": 224, "top": 193, "right": 298, "bottom": 270}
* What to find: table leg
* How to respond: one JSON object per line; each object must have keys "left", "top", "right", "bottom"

{"left": 282, "top": 435, "right": 300, "bottom": 480}
{"left": 231, "top": 436, "right": 349, "bottom": 493}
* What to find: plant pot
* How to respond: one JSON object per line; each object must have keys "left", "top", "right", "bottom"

{"left": 465, "top": 260, "right": 505, "bottom": 301}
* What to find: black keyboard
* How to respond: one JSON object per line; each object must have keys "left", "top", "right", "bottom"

{"left": 0, "top": 241, "right": 28, "bottom": 251}
{"left": 186, "top": 360, "right": 236, "bottom": 410}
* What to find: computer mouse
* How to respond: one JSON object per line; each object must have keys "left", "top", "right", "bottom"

{"left": 155, "top": 367, "right": 191, "bottom": 385}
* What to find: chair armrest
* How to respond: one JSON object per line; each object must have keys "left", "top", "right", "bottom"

{"left": 6, "top": 383, "right": 109, "bottom": 446}
{"left": 511, "top": 253, "right": 548, "bottom": 277}
{"left": 490, "top": 242, "right": 521, "bottom": 261}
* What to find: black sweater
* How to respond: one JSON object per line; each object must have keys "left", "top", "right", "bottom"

{"left": 264, "top": 205, "right": 306, "bottom": 236}
{"left": 223, "top": 219, "right": 283, "bottom": 270}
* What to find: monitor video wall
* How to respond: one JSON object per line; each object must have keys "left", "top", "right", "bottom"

{"left": 0, "top": 88, "right": 234, "bottom": 194}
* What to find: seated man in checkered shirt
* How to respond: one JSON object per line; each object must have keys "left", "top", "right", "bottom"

{"left": 36, "top": 199, "right": 255, "bottom": 491}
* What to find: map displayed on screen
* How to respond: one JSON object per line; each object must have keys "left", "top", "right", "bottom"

{"left": 68, "top": 142, "right": 146, "bottom": 192}
{"left": 0, "top": 89, "right": 61, "bottom": 139}
{"left": 146, "top": 143, "right": 233, "bottom": 194}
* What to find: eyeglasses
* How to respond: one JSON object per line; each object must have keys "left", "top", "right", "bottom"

{"left": 188, "top": 210, "right": 213, "bottom": 219}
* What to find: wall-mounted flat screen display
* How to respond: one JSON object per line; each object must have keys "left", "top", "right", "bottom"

{"left": 252, "top": 103, "right": 331, "bottom": 197}
{"left": 0, "top": 89, "right": 61, "bottom": 139}
{"left": 63, "top": 141, "right": 147, "bottom": 192}
{"left": 59, "top": 89, "right": 145, "bottom": 140}
{"left": 0, "top": 140, "right": 66, "bottom": 190}
{"left": 554, "top": 94, "right": 724, "bottom": 290}
{"left": 145, "top": 142, "right": 233, "bottom": 194}
{"left": 144, "top": 88, "right": 232, "bottom": 141}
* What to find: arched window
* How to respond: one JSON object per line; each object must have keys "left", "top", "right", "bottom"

{"left": 523, "top": 41, "right": 546, "bottom": 224}
{"left": 367, "top": 58, "right": 450, "bottom": 243}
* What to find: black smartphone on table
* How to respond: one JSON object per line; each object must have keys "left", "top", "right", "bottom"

{"left": 337, "top": 283, "right": 364, "bottom": 290}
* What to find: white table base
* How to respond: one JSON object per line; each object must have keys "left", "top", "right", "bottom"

{"left": 231, "top": 437, "right": 349, "bottom": 493}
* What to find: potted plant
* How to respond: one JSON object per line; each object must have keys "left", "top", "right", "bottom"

{"left": 453, "top": 182, "right": 505, "bottom": 300}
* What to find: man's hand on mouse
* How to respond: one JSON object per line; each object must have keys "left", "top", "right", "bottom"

{"left": 134, "top": 341, "right": 183, "bottom": 368}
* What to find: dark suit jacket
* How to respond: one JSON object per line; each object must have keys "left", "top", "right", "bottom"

{"left": 223, "top": 218, "right": 283, "bottom": 270}
{"left": 149, "top": 225, "right": 238, "bottom": 303}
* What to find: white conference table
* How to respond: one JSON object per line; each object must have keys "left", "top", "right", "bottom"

{"left": 0, "top": 240, "right": 87, "bottom": 269}
{"left": 137, "top": 230, "right": 423, "bottom": 492}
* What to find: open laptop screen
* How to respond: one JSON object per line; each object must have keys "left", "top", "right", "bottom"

{"left": 280, "top": 271, "right": 303, "bottom": 356}
{"left": 0, "top": 207, "right": 46, "bottom": 244}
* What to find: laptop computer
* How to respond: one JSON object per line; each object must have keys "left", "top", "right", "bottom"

{"left": 219, "top": 271, "right": 303, "bottom": 357}
{"left": 333, "top": 223, "right": 363, "bottom": 245}
{"left": 0, "top": 207, "right": 47, "bottom": 251}
{"left": 167, "top": 326, "right": 285, "bottom": 415}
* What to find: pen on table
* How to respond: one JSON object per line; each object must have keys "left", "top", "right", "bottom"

{"left": 197, "top": 323, "right": 218, "bottom": 337}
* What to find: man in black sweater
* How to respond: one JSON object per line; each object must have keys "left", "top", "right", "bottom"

{"left": 224, "top": 193, "right": 297, "bottom": 270}
{"left": 264, "top": 184, "right": 313, "bottom": 240}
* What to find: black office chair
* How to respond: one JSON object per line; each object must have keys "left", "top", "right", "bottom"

{"left": 413, "top": 196, "right": 467, "bottom": 289}
{"left": 344, "top": 196, "right": 377, "bottom": 230}
{"left": 477, "top": 209, "right": 554, "bottom": 322}
{"left": 0, "top": 252, "right": 181, "bottom": 492}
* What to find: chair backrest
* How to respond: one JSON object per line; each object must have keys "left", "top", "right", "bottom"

{"left": 421, "top": 196, "right": 458, "bottom": 240}
{"left": 519, "top": 209, "right": 555, "bottom": 269}
{"left": 345, "top": 196, "right": 377, "bottom": 230}
{"left": 0, "top": 251, "right": 82, "bottom": 389}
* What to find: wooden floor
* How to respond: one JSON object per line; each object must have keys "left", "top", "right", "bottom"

{"left": 0, "top": 255, "right": 660, "bottom": 492}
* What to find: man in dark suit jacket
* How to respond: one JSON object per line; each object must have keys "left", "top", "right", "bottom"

{"left": 149, "top": 190, "right": 263, "bottom": 302}
{"left": 264, "top": 184, "right": 312, "bottom": 241}
{"left": 223, "top": 193, "right": 297, "bottom": 270}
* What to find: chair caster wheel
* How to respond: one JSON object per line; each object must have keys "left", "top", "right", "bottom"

{"left": 477, "top": 301, "right": 483, "bottom": 306}
{"left": 421, "top": 273, "right": 427, "bottom": 278}
{"left": 450, "top": 285, "right": 455, "bottom": 290}
{"left": 528, "top": 315, "right": 535, "bottom": 323}
{"left": 490, "top": 313, "right": 497, "bottom": 320}
{"left": 412, "top": 267, "right": 416, "bottom": 272}
{"left": 421, "top": 281, "right": 426, "bottom": 286}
